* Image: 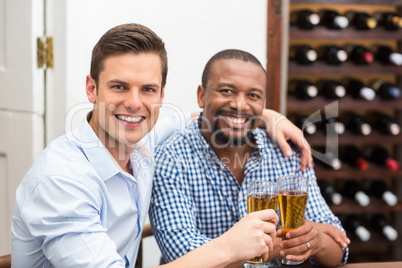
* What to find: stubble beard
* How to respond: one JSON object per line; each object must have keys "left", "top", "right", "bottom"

{"left": 212, "top": 114, "right": 256, "bottom": 147}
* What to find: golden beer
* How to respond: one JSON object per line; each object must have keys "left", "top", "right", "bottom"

{"left": 248, "top": 193, "right": 279, "bottom": 213}
{"left": 279, "top": 190, "right": 308, "bottom": 236}
{"left": 246, "top": 192, "right": 279, "bottom": 264}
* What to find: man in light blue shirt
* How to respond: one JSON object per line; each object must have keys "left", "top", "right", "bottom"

{"left": 11, "top": 23, "right": 311, "bottom": 267}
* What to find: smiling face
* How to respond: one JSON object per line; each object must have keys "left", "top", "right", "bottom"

{"left": 86, "top": 52, "right": 164, "bottom": 153}
{"left": 197, "top": 58, "right": 266, "bottom": 147}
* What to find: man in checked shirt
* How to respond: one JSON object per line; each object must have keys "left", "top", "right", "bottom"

{"left": 150, "top": 49, "right": 350, "bottom": 267}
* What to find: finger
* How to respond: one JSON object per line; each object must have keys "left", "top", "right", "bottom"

{"left": 254, "top": 209, "right": 279, "bottom": 227}
{"left": 260, "top": 248, "right": 269, "bottom": 260}
{"left": 263, "top": 222, "right": 278, "bottom": 243}
{"left": 276, "top": 228, "right": 283, "bottom": 238}
{"left": 275, "top": 134, "right": 293, "bottom": 158}
{"left": 299, "top": 139, "right": 312, "bottom": 172}
{"left": 284, "top": 250, "right": 310, "bottom": 263}
{"left": 331, "top": 232, "right": 350, "bottom": 248}
{"left": 286, "top": 129, "right": 311, "bottom": 171}
{"left": 282, "top": 238, "right": 313, "bottom": 257}
{"left": 285, "top": 221, "right": 311, "bottom": 239}
{"left": 264, "top": 232, "right": 274, "bottom": 252}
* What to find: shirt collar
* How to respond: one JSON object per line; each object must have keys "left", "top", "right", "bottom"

{"left": 73, "top": 113, "right": 121, "bottom": 181}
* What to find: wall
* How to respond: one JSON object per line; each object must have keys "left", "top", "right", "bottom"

{"left": 46, "top": 0, "right": 268, "bottom": 266}
{"left": 47, "top": 0, "right": 268, "bottom": 141}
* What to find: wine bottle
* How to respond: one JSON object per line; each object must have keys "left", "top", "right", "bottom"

{"left": 288, "top": 79, "right": 318, "bottom": 99}
{"left": 290, "top": 9, "right": 321, "bottom": 30}
{"left": 365, "top": 111, "right": 401, "bottom": 136}
{"left": 343, "top": 181, "right": 371, "bottom": 207}
{"left": 347, "top": 45, "right": 374, "bottom": 65}
{"left": 370, "top": 79, "right": 401, "bottom": 100}
{"left": 319, "top": 9, "right": 349, "bottom": 29}
{"left": 343, "top": 78, "right": 376, "bottom": 101}
{"left": 343, "top": 214, "right": 371, "bottom": 242}
{"left": 369, "top": 213, "right": 399, "bottom": 241}
{"left": 368, "top": 180, "right": 398, "bottom": 207}
{"left": 373, "top": 45, "right": 402, "bottom": 66}
{"left": 341, "top": 146, "right": 369, "bottom": 170}
{"left": 346, "top": 11, "right": 377, "bottom": 30}
{"left": 314, "top": 146, "right": 342, "bottom": 170}
{"left": 318, "top": 180, "right": 343, "bottom": 205}
{"left": 321, "top": 117, "right": 345, "bottom": 135}
{"left": 289, "top": 45, "right": 318, "bottom": 65}
{"left": 341, "top": 111, "right": 372, "bottom": 136}
{"left": 317, "top": 45, "right": 348, "bottom": 65}
{"left": 366, "top": 146, "right": 399, "bottom": 171}
{"left": 289, "top": 113, "right": 317, "bottom": 135}
{"left": 377, "top": 12, "right": 402, "bottom": 31}
{"left": 317, "top": 79, "right": 346, "bottom": 99}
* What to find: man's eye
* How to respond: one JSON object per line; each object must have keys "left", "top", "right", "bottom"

{"left": 249, "top": 93, "right": 261, "bottom": 99}
{"left": 144, "top": 87, "right": 156, "bottom": 93}
{"left": 112, "top": 85, "right": 125, "bottom": 90}
{"left": 220, "top": 89, "right": 232, "bottom": 94}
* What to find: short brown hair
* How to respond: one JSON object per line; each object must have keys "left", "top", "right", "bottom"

{"left": 90, "top": 23, "right": 168, "bottom": 87}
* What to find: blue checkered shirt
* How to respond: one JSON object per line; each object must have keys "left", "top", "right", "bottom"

{"left": 150, "top": 117, "right": 349, "bottom": 266}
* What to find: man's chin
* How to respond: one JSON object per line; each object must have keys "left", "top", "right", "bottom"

{"left": 213, "top": 132, "right": 249, "bottom": 147}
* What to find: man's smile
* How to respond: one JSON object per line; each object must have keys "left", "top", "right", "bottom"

{"left": 116, "top": 114, "right": 145, "bottom": 124}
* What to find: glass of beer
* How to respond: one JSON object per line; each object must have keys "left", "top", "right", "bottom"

{"left": 241, "top": 180, "right": 279, "bottom": 268}
{"left": 278, "top": 175, "right": 309, "bottom": 265}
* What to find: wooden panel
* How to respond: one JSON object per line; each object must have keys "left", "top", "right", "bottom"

{"left": 267, "top": 0, "right": 283, "bottom": 111}
{"left": 290, "top": 27, "right": 402, "bottom": 40}
{"left": 291, "top": 0, "right": 402, "bottom": 5}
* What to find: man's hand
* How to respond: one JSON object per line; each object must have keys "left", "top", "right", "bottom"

{"left": 278, "top": 221, "right": 345, "bottom": 267}
{"left": 317, "top": 222, "right": 350, "bottom": 249}
{"left": 262, "top": 109, "right": 313, "bottom": 172}
{"left": 221, "top": 209, "right": 279, "bottom": 261}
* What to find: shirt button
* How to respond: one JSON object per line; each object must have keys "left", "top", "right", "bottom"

{"left": 133, "top": 184, "right": 137, "bottom": 189}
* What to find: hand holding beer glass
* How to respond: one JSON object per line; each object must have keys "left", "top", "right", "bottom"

{"left": 278, "top": 175, "right": 309, "bottom": 265}
{"left": 242, "top": 180, "right": 279, "bottom": 268}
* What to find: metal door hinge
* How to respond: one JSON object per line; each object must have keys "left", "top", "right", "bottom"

{"left": 37, "top": 37, "right": 53, "bottom": 69}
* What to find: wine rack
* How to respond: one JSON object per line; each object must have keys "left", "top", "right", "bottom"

{"left": 267, "top": 0, "right": 402, "bottom": 263}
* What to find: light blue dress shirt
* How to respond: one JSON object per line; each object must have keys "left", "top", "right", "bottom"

{"left": 11, "top": 112, "right": 191, "bottom": 268}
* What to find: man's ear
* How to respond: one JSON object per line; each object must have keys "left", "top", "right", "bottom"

{"left": 86, "top": 75, "right": 97, "bottom": 103}
{"left": 197, "top": 85, "right": 206, "bottom": 108}
{"left": 161, "top": 84, "right": 166, "bottom": 102}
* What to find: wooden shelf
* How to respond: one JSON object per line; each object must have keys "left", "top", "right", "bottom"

{"left": 330, "top": 199, "right": 402, "bottom": 214}
{"left": 290, "top": 26, "right": 402, "bottom": 40}
{"left": 286, "top": 96, "right": 402, "bottom": 110}
{"left": 314, "top": 166, "right": 402, "bottom": 179}
{"left": 288, "top": 61, "right": 402, "bottom": 75}
{"left": 305, "top": 131, "right": 402, "bottom": 146}
{"left": 282, "top": 0, "right": 402, "bottom": 263}
{"left": 290, "top": 0, "right": 402, "bottom": 5}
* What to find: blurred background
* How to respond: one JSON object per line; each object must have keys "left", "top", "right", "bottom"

{"left": 1, "top": 0, "right": 401, "bottom": 266}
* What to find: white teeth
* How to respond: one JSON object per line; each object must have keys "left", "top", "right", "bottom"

{"left": 117, "top": 115, "right": 143, "bottom": 123}
{"left": 226, "top": 117, "right": 246, "bottom": 124}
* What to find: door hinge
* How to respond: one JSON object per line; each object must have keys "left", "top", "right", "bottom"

{"left": 37, "top": 36, "right": 53, "bottom": 69}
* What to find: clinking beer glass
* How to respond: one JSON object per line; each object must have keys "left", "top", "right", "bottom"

{"left": 241, "top": 180, "right": 279, "bottom": 268}
{"left": 278, "top": 175, "right": 309, "bottom": 265}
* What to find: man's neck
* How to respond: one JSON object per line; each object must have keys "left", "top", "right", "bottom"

{"left": 202, "top": 129, "right": 256, "bottom": 185}
{"left": 107, "top": 145, "right": 134, "bottom": 174}
{"left": 88, "top": 113, "right": 134, "bottom": 173}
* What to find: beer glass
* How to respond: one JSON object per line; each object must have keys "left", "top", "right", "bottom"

{"left": 278, "top": 175, "right": 309, "bottom": 265}
{"left": 241, "top": 180, "right": 279, "bottom": 268}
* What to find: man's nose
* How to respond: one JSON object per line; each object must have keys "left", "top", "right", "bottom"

{"left": 125, "top": 90, "right": 142, "bottom": 111}
{"left": 230, "top": 94, "right": 249, "bottom": 110}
